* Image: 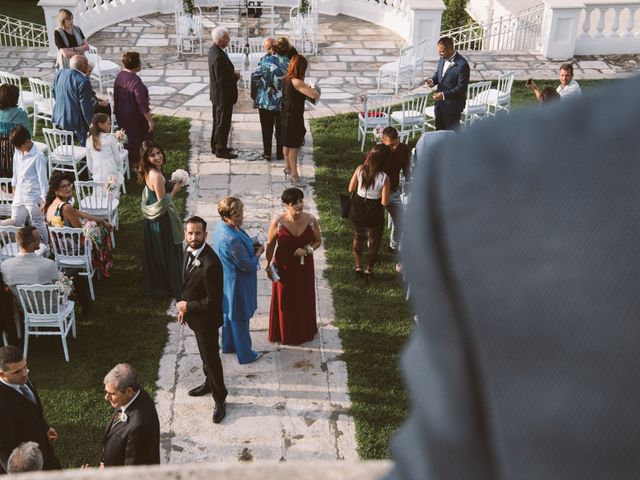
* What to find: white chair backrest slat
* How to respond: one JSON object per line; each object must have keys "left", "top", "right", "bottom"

{"left": 0, "top": 225, "right": 19, "bottom": 260}
{"left": 43, "top": 128, "right": 76, "bottom": 159}
{"left": 17, "top": 284, "right": 61, "bottom": 317}
{"left": 49, "top": 226, "right": 91, "bottom": 260}
{"left": 0, "top": 178, "right": 13, "bottom": 217}
{"left": 28, "top": 78, "right": 53, "bottom": 111}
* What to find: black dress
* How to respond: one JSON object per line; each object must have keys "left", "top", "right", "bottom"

{"left": 281, "top": 78, "right": 306, "bottom": 148}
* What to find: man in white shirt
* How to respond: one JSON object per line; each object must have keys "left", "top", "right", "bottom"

{"left": 9, "top": 126, "right": 48, "bottom": 244}
{"left": 530, "top": 63, "right": 582, "bottom": 102}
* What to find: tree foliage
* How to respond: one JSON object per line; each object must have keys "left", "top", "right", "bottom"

{"left": 441, "top": 0, "right": 471, "bottom": 31}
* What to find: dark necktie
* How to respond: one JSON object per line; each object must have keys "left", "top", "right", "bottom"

{"left": 19, "top": 384, "right": 36, "bottom": 404}
{"left": 185, "top": 252, "right": 195, "bottom": 272}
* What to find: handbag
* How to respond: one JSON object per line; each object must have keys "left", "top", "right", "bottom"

{"left": 339, "top": 192, "right": 354, "bottom": 219}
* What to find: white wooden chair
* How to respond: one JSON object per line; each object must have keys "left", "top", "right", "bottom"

{"left": 106, "top": 88, "right": 117, "bottom": 132}
{"left": 225, "top": 39, "right": 248, "bottom": 88}
{"left": 247, "top": 37, "right": 264, "bottom": 74}
{"left": 86, "top": 45, "right": 120, "bottom": 93}
{"left": 43, "top": 128, "right": 87, "bottom": 181}
{"left": 390, "top": 92, "right": 430, "bottom": 139}
{"left": 0, "top": 71, "right": 34, "bottom": 112}
{"left": 411, "top": 38, "right": 429, "bottom": 83}
{"left": 17, "top": 284, "right": 76, "bottom": 362}
{"left": 486, "top": 70, "right": 516, "bottom": 116}
{"left": 74, "top": 181, "right": 119, "bottom": 247}
{"left": 289, "top": 0, "right": 318, "bottom": 56}
{"left": 0, "top": 225, "right": 19, "bottom": 261}
{"left": 48, "top": 226, "right": 95, "bottom": 301}
{"left": 377, "top": 45, "right": 414, "bottom": 94}
{"left": 357, "top": 94, "right": 393, "bottom": 151}
{"left": 461, "top": 81, "right": 493, "bottom": 127}
{"left": 0, "top": 178, "right": 12, "bottom": 219}
{"left": 175, "top": 7, "right": 203, "bottom": 56}
{"left": 28, "top": 78, "right": 54, "bottom": 136}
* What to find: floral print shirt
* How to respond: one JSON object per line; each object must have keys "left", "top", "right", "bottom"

{"left": 254, "top": 53, "right": 289, "bottom": 111}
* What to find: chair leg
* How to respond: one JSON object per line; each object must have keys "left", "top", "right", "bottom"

{"left": 1, "top": 331, "right": 7, "bottom": 347}
{"left": 14, "top": 307, "right": 21, "bottom": 339}
{"left": 23, "top": 328, "right": 29, "bottom": 359}
{"left": 360, "top": 130, "right": 366, "bottom": 152}
{"left": 71, "top": 311, "right": 76, "bottom": 338}
{"left": 110, "top": 229, "right": 116, "bottom": 249}
{"left": 60, "top": 331, "right": 70, "bottom": 362}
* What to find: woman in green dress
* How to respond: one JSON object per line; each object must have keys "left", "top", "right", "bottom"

{"left": 139, "top": 141, "right": 184, "bottom": 297}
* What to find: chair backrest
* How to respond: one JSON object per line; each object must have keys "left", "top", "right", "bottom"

{"left": 363, "top": 94, "right": 393, "bottom": 118}
{"left": 497, "top": 70, "right": 516, "bottom": 97}
{"left": 74, "top": 180, "right": 113, "bottom": 214}
{"left": 466, "top": 81, "right": 493, "bottom": 113}
{"left": 28, "top": 78, "right": 53, "bottom": 112}
{"left": 401, "top": 92, "right": 429, "bottom": 117}
{"left": 43, "top": 128, "right": 76, "bottom": 159}
{"left": 17, "top": 284, "right": 62, "bottom": 317}
{"left": 0, "top": 178, "right": 13, "bottom": 218}
{"left": 248, "top": 37, "right": 264, "bottom": 56}
{"left": 0, "top": 71, "right": 26, "bottom": 103}
{"left": 0, "top": 225, "right": 19, "bottom": 260}
{"left": 225, "top": 38, "right": 246, "bottom": 56}
{"left": 48, "top": 226, "right": 92, "bottom": 261}
{"left": 398, "top": 46, "right": 414, "bottom": 73}
{"left": 413, "top": 38, "right": 428, "bottom": 63}
{"left": 106, "top": 88, "right": 116, "bottom": 131}
{"left": 86, "top": 44, "right": 103, "bottom": 76}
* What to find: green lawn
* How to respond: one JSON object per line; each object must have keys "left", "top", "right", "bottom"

{"left": 0, "top": 0, "right": 44, "bottom": 24}
{"left": 309, "top": 78, "right": 612, "bottom": 459}
{"left": 25, "top": 115, "right": 190, "bottom": 467}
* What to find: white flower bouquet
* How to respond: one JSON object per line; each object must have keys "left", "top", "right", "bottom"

{"left": 373, "top": 124, "right": 384, "bottom": 141}
{"left": 55, "top": 272, "right": 74, "bottom": 302}
{"left": 103, "top": 175, "right": 118, "bottom": 192}
{"left": 114, "top": 129, "right": 128, "bottom": 145}
{"left": 82, "top": 220, "right": 100, "bottom": 243}
{"left": 171, "top": 169, "right": 190, "bottom": 186}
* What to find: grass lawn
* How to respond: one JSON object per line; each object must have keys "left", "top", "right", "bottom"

{"left": 309, "top": 78, "right": 611, "bottom": 459}
{"left": 0, "top": 0, "right": 44, "bottom": 24}
{"left": 25, "top": 115, "right": 190, "bottom": 467}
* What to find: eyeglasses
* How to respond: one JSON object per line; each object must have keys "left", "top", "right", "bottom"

{"left": 58, "top": 183, "right": 73, "bottom": 189}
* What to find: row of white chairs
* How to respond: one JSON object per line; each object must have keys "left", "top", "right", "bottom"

{"left": 377, "top": 39, "right": 429, "bottom": 94}
{"left": 359, "top": 71, "right": 516, "bottom": 150}
{"left": 225, "top": 37, "right": 267, "bottom": 88}
{"left": 0, "top": 72, "right": 54, "bottom": 136}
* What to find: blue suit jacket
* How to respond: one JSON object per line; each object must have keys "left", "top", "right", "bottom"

{"left": 431, "top": 52, "right": 470, "bottom": 115}
{"left": 52, "top": 67, "right": 94, "bottom": 145}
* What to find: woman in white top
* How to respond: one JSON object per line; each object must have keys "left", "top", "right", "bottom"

{"left": 86, "top": 113, "right": 124, "bottom": 191}
{"left": 347, "top": 143, "right": 391, "bottom": 278}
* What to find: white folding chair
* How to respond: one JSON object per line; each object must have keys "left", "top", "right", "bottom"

{"left": 48, "top": 226, "right": 95, "bottom": 301}
{"left": 175, "top": 7, "right": 203, "bottom": 56}
{"left": 390, "top": 92, "right": 430, "bottom": 139}
{"left": 225, "top": 39, "right": 247, "bottom": 88}
{"left": 486, "top": 71, "right": 515, "bottom": 116}
{"left": 247, "top": 37, "right": 264, "bottom": 73}
{"left": 0, "top": 178, "right": 12, "bottom": 219}
{"left": 119, "top": 146, "right": 130, "bottom": 188}
{"left": 411, "top": 38, "right": 428, "bottom": 83}
{"left": 0, "top": 71, "right": 35, "bottom": 112}
{"left": 28, "top": 78, "right": 54, "bottom": 136}
{"left": 377, "top": 46, "right": 414, "bottom": 94}
{"left": 86, "top": 45, "right": 120, "bottom": 93}
{"left": 461, "top": 81, "right": 493, "bottom": 127}
{"left": 74, "top": 181, "right": 119, "bottom": 247}
{"left": 357, "top": 94, "right": 393, "bottom": 151}
{"left": 17, "top": 284, "right": 76, "bottom": 362}
{"left": 289, "top": 0, "right": 318, "bottom": 56}
{"left": 43, "top": 128, "right": 87, "bottom": 181}
{"left": 0, "top": 225, "right": 19, "bottom": 261}
{"left": 106, "top": 87, "right": 117, "bottom": 132}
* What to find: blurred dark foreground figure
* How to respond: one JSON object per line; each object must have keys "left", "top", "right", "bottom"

{"left": 387, "top": 76, "right": 640, "bottom": 480}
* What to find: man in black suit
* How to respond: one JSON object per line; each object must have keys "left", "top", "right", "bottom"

{"left": 208, "top": 26, "right": 240, "bottom": 159}
{"left": 176, "top": 216, "right": 228, "bottom": 423}
{"left": 0, "top": 346, "right": 61, "bottom": 473}
{"left": 425, "top": 36, "right": 470, "bottom": 130}
{"left": 101, "top": 363, "right": 160, "bottom": 467}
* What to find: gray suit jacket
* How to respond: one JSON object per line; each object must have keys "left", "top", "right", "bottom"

{"left": 388, "top": 76, "right": 640, "bottom": 479}
{"left": 0, "top": 253, "right": 58, "bottom": 298}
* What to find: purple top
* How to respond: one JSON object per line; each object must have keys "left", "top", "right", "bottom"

{"left": 113, "top": 70, "right": 150, "bottom": 121}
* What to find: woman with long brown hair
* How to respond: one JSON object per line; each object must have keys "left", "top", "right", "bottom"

{"left": 347, "top": 143, "right": 391, "bottom": 278}
{"left": 280, "top": 54, "right": 320, "bottom": 186}
{"left": 138, "top": 141, "right": 184, "bottom": 297}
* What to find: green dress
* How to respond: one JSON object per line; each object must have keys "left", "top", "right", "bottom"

{"left": 142, "top": 179, "right": 184, "bottom": 297}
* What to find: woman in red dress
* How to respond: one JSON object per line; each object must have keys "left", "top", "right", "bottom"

{"left": 265, "top": 187, "right": 322, "bottom": 345}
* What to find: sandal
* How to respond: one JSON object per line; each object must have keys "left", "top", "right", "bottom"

{"left": 354, "top": 266, "right": 363, "bottom": 278}
{"left": 284, "top": 168, "right": 291, "bottom": 179}
{"left": 363, "top": 268, "right": 373, "bottom": 279}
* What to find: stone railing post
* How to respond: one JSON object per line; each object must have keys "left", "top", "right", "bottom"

{"left": 38, "top": 0, "right": 80, "bottom": 57}
{"left": 540, "top": 0, "right": 584, "bottom": 59}
{"left": 407, "top": 0, "right": 446, "bottom": 60}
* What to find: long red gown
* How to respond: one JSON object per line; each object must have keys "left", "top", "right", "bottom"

{"left": 268, "top": 223, "right": 318, "bottom": 345}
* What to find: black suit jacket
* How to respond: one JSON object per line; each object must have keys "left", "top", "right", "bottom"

{"left": 101, "top": 388, "right": 160, "bottom": 467}
{"left": 388, "top": 77, "right": 640, "bottom": 479}
{"left": 0, "top": 379, "right": 61, "bottom": 472}
{"left": 182, "top": 244, "right": 224, "bottom": 332}
{"left": 431, "top": 52, "right": 470, "bottom": 115}
{"left": 208, "top": 44, "right": 238, "bottom": 106}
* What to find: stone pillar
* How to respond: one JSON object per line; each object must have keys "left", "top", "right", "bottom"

{"left": 407, "top": 0, "right": 446, "bottom": 60}
{"left": 38, "top": 0, "right": 79, "bottom": 57}
{"left": 540, "top": 0, "right": 584, "bottom": 59}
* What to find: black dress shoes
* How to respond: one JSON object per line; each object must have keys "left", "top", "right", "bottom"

{"left": 216, "top": 150, "right": 238, "bottom": 159}
{"left": 212, "top": 402, "right": 226, "bottom": 423}
{"left": 188, "top": 383, "right": 211, "bottom": 397}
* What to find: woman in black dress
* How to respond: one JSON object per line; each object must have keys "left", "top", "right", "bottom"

{"left": 54, "top": 9, "right": 89, "bottom": 68}
{"left": 280, "top": 55, "right": 320, "bottom": 187}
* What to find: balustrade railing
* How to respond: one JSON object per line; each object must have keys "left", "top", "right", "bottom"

{"left": 0, "top": 14, "right": 48, "bottom": 48}
{"left": 575, "top": 2, "right": 640, "bottom": 54}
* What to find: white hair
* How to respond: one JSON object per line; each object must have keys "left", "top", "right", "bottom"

{"left": 211, "top": 27, "right": 229, "bottom": 44}
{"left": 69, "top": 54, "right": 87, "bottom": 71}
{"left": 104, "top": 363, "right": 140, "bottom": 392}
{"left": 8, "top": 442, "right": 43, "bottom": 473}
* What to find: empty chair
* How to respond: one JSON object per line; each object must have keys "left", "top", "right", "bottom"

{"left": 390, "top": 92, "right": 430, "bottom": 139}
{"left": 377, "top": 46, "right": 414, "bottom": 94}
{"left": 225, "top": 39, "right": 247, "bottom": 88}
{"left": 175, "top": 7, "right": 203, "bottom": 56}
{"left": 289, "top": 0, "right": 318, "bottom": 56}
{"left": 486, "top": 70, "right": 516, "bottom": 116}
{"left": 17, "top": 284, "right": 76, "bottom": 362}
{"left": 411, "top": 38, "right": 428, "bottom": 83}
{"left": 0, "top": 178, "right": 12, "bottom": 219}
{"left": 357, "top": 94, "right": 393, "bottom": 151}
{"left": 0, "top": 225, "right": 19, "bottom": 261}
{"left": 48, "top": 226, "right": 95, "bottom": 301}
{"left": 28, "top": 78, "right": 54, "bottom": 135}
{"left": 0, "top": 71, "right": 34, "bottom": 111}
{"left": 43, "top": 128, "right": 87, "bottom": 181}
{"left": 247, "top": 37, "right": 265, "bottom": 72}
{"left": 74, "top": 181, "right": 119, "bottom": 247}
{"left": 461, "top": 80, "right": 493, "bottom": 127}
{"left": 86, "top": 45, "right": 120, "bottom": 93}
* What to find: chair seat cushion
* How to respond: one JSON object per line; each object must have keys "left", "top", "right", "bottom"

{"left": 52, "top": 145, "right": 87, "bottom": 161}
{"left": 380, "top": 61, "right": 399, "bottom": 72}
{"left": 391, "top": 111, "right": 424, "bottom": 124}
{"left": 33, "top": 141, "right": 48, "bottom": 154}
{"left": 359, "top": 110, "right": 386, "bottom": 118}
{"left": 20, "top": 91, "right": 35, "bottom": 106}
{"left": 424, "top": 106, "right": 435, "bottom": 118}
{"left": 99, "top": 60, "right": 120, "bottom": 72}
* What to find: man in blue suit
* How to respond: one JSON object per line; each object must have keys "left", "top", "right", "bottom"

{"left": 426, "top": 36, "right": 470, "bottom": 130}
{"left": 52, "top": 54, "right": 94, "bottom": 145}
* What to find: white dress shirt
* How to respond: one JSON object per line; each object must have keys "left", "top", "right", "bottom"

{"left": 11, "top": 142, "right": 48, "bottom": 206}
{"left": 441, "top": 52, "right": 457, "bottom": 77}
{"left": 557, "top": 79, "right": 582, "bottom": 99}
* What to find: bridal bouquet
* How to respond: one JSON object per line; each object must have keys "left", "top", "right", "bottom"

{"left": 82, "top": 220, "right": 100, "bottom": 243}
{"left": 373, "top": 124, "right": 384, "bottom": 141}
{"left": 171, "top": 169, "right": 190, "bottom": 186}
{"left": 114, "top": 129, "right": 128, "bottom": 145}
{"left": 55, "top": 272, "right": 74, "bottom": 302}
{"left": 103, "top": 175, "right": 118, "bottom": 192}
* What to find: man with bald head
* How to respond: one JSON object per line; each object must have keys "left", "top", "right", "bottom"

{"left": 52, "top": 54, "right": 94, "bottom": 145}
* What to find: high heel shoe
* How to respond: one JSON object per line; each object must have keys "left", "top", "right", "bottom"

{"left": 290, "top": 175, "right": 306, "bottom": 187}
{"left": 284, "top": 168, "right": 291, "bottom": 179}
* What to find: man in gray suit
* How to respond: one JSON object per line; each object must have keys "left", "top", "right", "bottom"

{"left": 387, "top": 76, "right": 640, "bottom": 479}
{"left": 0, "top": 226, "right": 58, "bottom": 298}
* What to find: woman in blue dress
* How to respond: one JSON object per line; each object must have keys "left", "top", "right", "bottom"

{"left": 212, "top": 196, "right": 265, "bottom": 364}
